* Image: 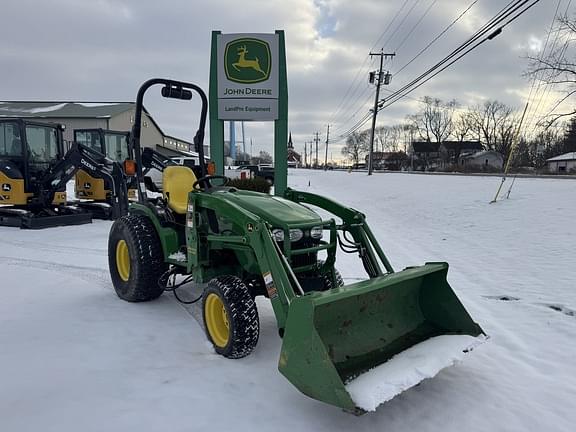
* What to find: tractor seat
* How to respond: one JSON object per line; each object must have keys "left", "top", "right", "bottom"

{"left": 162, "top": 166, "right": 197, "bottom": 214}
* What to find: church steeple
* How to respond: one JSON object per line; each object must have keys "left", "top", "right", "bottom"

{"left": 288, "top": 132, "right": 293, "bottom": 149}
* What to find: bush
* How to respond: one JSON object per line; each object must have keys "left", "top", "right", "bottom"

{"left": 437, "top": 164, "right": 461, "bottom": 173}
{"left": 460, "top": 164, "right": 502, "bottom": 174}
{"left": 227, "top": 177, "right": 271, "bottom": 193}
{"left": 508, "top": 166, "right": 535, "bottom": 174}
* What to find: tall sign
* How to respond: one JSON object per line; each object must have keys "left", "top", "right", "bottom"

{"left": 209, "top": 31, "right": 288, "bottom": 195}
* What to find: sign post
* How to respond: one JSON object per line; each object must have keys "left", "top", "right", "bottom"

{"left": 209, "top": 30, "right": 288, "bottom": 195}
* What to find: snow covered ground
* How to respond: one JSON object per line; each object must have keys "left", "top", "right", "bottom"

{"left": 1, "top": 170, "right": 575, "bottom": 431}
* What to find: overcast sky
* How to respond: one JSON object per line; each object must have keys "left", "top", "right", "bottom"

{"left": 0, "top": 0, "right": 567, "bottom": 161}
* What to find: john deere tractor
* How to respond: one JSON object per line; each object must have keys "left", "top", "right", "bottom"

{"left": 108, "top": 79, "right": 485, "bottom": 413}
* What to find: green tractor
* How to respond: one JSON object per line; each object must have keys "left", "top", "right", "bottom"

{"left": 108, "top": 78, "right": 486, "bottom": 413}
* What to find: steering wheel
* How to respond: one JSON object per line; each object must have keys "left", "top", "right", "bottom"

{"left": 193, "top": 175, "right": 230, "bottom": 190}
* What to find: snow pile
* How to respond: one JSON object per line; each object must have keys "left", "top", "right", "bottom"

{"left": 168, "top": 251, "right": 187, "bottom": 262}
{"left": 346, "top": 334, "right": 486, "bottom": 412}
{"left": 1, "top": 171, "right": 575, "bottom": 431}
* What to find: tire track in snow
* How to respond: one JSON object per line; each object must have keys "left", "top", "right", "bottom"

{"left": 1, "top": 254, "right": 209, "bottom": 324}
{"left": 483, "top": 295, "right": 576, "bottom": 319}
{"left": 0, "top": 255, "right": 112, "bottom": 290}
{"left": 1, "top": 239, "right": 106, "bottom": 257}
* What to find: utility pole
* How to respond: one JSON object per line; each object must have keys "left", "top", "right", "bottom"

{"left": 324, "top": 124, "right": 330, "bottom": 170}
{"left": 304, "top": 142, "right": 307, "bottom": 167}
{"left": 241, "top": 121, "right": 246, "bottom": 156}
{"left": 314, "top": 132, "right": 320, "bottom": 168}
{"left": 368, "top": 49, "right": 395, "bottom": 175}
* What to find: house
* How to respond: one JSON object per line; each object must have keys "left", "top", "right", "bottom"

{"left": 365, "top": 151, "right": 389, "bottom": 169}
{"left": 439, "top": 141, "right": 483, "bottom": 166}
{"left": 461, "top": 150, "right": 504, "bottom": 170}
{"left": 408, "top": 141, "right": 441, "bottom": 170}
{"left": 287, "top": 132, "right": 301, "bottom": 168}
{"left": 0, "top": 101, "right": 206, "bottom": 158}
{"left": 365, "top": 151, "right": 408, "bottom": 170}
{"left": 546, "top": 152, "right": 576, "bottom": 173}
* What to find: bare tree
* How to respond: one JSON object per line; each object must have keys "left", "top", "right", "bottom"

{"left": 469, "top": 100, "right": 515, "bottom": 152}
{"left": 341, "top": 131, "right": 369, "bottom": 165}
{"left": 495, "top": 113, "right": 519, "bottom": 159}
{"left": 408, "top": 96, "right": 456, "bottom": 142}
{"left": 526, "top": 13, "right": 576, "bottom": 126}
{"left": 251, "top": 150, "right": 273, "bottom": 165}
{"left": 453, "top": 110, "right": 477, "bottom": 142}
{"left": 399, "top": 122, "right": 417, "bottom": 152}
{"left": 375, "top": 125, "right": 402, "bottom": 152}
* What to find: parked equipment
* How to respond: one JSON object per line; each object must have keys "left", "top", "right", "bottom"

{"left": 108, "top": 78, "right": 485, "bottom": 413}
{"left": 0, "top": 119, "right": 129, "bottom": 229}
{"left": 74, "top": 128, "right": 137, "bottom": 218}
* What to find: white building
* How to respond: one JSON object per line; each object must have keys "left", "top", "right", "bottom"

{"left": 546, "top": 152, "right": 576, "bottom": 173}
{"left": 461, "top": 150, "right": 504, "bottom": 170}
{"left": 0, "top": 101, "right": 207, "bottom": 158}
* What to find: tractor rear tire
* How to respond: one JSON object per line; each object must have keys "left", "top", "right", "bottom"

{"left": 202, "top": 276, "right": 259, "bottom": 359}
{"left": 108, "top": 214, "right": 167, "bottom": 302}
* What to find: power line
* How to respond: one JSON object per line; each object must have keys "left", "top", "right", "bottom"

{"left": 328, "top": 0, "right": 412, "bottom": 124}
{"left": 329, "top": 81, "right": 374, "bottom": 132}
{"left": 393, "top": 0, "right": 439, "bottom": 52}
{"left": 394, "top": 0, "right": 480, "bottom": 76}
{"left": 384, "top": 0, "right": 424, "bottom": 51}
{"left": 380, "top": 1, "right": 542, "bottom": 110}
{"left": 331, "top": 90, "right": 373, "bottom": 136}
{"left": 525, "top": 0, "right": 573, "bottom": 134}
{"left": 335, "top": 0, "right": 481, "bottom": 140}
{"left": 337, "top": 0, "right": 543, "bottom": 142}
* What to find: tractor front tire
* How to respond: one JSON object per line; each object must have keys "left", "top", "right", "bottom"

{"left": 202, "top": 276, "right": 259, "bottom": 359}
{"left": 108, "top": 214, "right": 167, "bottom": 302}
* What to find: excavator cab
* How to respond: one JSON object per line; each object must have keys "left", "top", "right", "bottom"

{"left": 0, "top": 119, "right": 67, "bottom": 207}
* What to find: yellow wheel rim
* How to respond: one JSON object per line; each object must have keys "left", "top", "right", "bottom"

{"left": 205, "top": 293, "right": 230, "bottom": 348}
{"left": 116, "top": 240, "right": 131, "bottom": 282}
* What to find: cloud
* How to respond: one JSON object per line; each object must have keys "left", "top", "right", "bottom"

{"left": 0, "top": 0, "right": 561, "bottom": 159}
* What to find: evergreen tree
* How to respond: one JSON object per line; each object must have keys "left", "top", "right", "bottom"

{"left": 562, "top": 116, "right": 576, "bottom": 153}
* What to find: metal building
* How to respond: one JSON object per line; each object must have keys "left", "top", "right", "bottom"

{"left": 0, "top": 101, "right": 204, "bottom": 157}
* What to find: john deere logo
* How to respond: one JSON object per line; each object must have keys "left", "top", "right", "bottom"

{"left": 225, "top": 38, "right": 271, "bottom": 84}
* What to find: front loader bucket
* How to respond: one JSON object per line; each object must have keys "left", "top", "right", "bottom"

{"left": 278, "top": 262, "right": 485, "bottom": 413}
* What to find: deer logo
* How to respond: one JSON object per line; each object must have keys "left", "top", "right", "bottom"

{"left": 233, "top": 46, "right": 266, "bottom": 76}
{"left": 224, "top": 38, "right": 271, "bottom": 84}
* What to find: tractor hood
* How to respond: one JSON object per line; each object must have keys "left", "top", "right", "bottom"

{"left": 214, "top": 189, "right": 321, "bottom": 227}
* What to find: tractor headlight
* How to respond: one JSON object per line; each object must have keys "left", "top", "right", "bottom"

{"left": 271, "top": 228, "right": 303, "bottom": 242}
{"left": 310, "top": 226, "right": 323, "bottom": 239}
{"left": 289, "top": 229, "right": 303, "bottom": 242}
{"left": 271, "top": 228, "right": 285, "bottom": 242}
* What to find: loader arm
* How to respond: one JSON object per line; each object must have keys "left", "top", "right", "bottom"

{"left": 284, "top": 188, "right": 394, "bottom": 276}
